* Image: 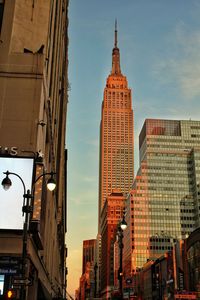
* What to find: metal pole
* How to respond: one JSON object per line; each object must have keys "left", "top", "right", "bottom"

{"left": 118, "top": 229, "right": 124, "bottom": 299}
{"left": 2, "top": 170, "right": 55, "bottom": 299}
{"left": 20, "top": 189, "right": 32, "bottom": 300}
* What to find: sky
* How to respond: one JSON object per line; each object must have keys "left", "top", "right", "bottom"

{"left": 67, "top": 0, "right": 200, "bottom": 297}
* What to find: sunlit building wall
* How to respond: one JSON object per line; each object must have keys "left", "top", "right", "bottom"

{"left": 78, "top": 239, "right": 97, "bottom": 298}
{"left": 113, "top": 238, "right": 120, "bottom": 289}
{"left": 123, "top": 165, "right": 150, "bottom": 277}
{"left": 79, "top": 261, "right": 93, "bottom": 300}
{"left": 0, "top": 1, "right": 68, "bottom": 299}
{"left": 98, "top": 23, "right": 134, "bottom": 298}
{"left": 82, "top": 239, "right": 96, "bottom": 275}
{"left": 98, "top": 24, "right": 134, "bottom": 227}
{"left": 95, "top": 233, "right": 101, "bottom": 296}
{"left": 100, "top": 190, "right": 126, "bottom": 298}
{"left": 124, "top": 119, "right": 200, "bottom": 276}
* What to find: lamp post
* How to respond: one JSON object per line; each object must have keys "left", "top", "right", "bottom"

{"left": 94, "top": 262, "right": 98, "bottom": 298}
{"left": 117, "top": 214, "right": 127, "bottom": 299}
{"left": 1, "top": 170, "right": 56, "bottom": 300}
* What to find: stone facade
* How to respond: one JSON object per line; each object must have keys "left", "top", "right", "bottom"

{"left": 0, "top": 1, "right": 69, "bottom": 299}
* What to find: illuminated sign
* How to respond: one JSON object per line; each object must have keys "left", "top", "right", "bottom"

{"left": 0, "top": 157, "right": 34, "bottom": 230}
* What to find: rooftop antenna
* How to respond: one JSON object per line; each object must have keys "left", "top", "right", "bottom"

{"left": 115, "top": 19, "right": 118, "bottom": 48}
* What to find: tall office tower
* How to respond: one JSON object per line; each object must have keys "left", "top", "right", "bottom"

{"left": 123, "top": 119, "right": 200, "bottom": 278}
{"left": 99, "top": 23, "right": 134, "bottom": 227}
{"left": 98, "top": 23, "right": 134, "bottom": 298}
{"left": 0, "top": 1, "right": 68, "bottom": 299}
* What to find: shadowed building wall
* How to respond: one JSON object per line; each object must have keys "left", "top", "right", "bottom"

{"left": 0, "top": 1, "right": 68, "bottom": 299}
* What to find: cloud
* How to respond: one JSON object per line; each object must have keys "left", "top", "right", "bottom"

{"left": 69, "top": 188, "right": 98, "bottom": 206}
{"left": 83, "top": 176, "right": 96, "bottom": 183}
{"left": 154, "top": 22, "right": 200, "bottom": 100}
{"left": 69, "top": 248, "right": 82, "bottom": 256}
{"left": 85, "top": 138, "right": 99, "bottom": 147}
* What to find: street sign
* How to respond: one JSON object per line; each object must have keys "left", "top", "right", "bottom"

{"left": 12, "top": 278, "right": 33, "bottom": 286}
{"left": 0, "top": 256, "right": 21, "bottom": 266}
{"left": 0, "top": 268, "right": 18, "bottom": 275}
{"left": 0, "top": 256, "right": 22, "bottom": 275}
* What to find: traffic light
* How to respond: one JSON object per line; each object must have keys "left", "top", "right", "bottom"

{"left": 5, "top": 289, "right": 16, "bottom": 299}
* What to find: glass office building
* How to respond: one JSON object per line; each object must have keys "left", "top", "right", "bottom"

{"left": 124, "top": 119, "right": 200, "bottom": 273}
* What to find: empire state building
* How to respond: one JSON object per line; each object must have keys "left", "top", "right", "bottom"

{"left": 99, "top": 23, "right": 134, "bottom": 225}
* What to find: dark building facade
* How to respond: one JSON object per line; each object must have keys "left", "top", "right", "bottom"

{"left": 186, "top": 227, "right": 200, "bottom": 298}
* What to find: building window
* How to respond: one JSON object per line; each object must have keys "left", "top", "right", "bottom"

{"left": 0, "top": 0, "right": 4, "bottom": 34}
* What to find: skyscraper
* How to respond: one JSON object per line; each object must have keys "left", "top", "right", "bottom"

{"left": 98, "top": 23, "right": 134, "bottom": 298}
{"left": 98, "top": 22, "right": 134, "bottom": 227}
{"left": 124, "top": 119, "right": 200, "bottom": 277}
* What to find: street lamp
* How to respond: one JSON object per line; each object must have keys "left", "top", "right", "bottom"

{"left": 2, "top": 170, "right": 56, "bottom": 192}
{"left": 1, "top": 170, "right": 56, "bottom": 300}
{"left": 117, "top": 214, "right": 127, "bottom": 299}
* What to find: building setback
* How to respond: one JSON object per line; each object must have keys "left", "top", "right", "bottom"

{"left": 0, "top": 1, "right": 68, "bottom": 299}
{"left": 124, "top": 119, "right": 200, "bottom": 278}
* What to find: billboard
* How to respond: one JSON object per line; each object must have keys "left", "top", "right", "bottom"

{"left": 0, "top": 157, "right": 34, "bottom": 229}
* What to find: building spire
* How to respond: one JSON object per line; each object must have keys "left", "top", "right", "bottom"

{"left": 111, "top": 20, "right": 121, "bottom": 75}
{"left": 115, "top": 19, "right": 118, "bottom": 48}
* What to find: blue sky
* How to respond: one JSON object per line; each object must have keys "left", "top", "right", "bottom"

{"left": 67, "top": 0, "right": 200, "bottom": 296}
